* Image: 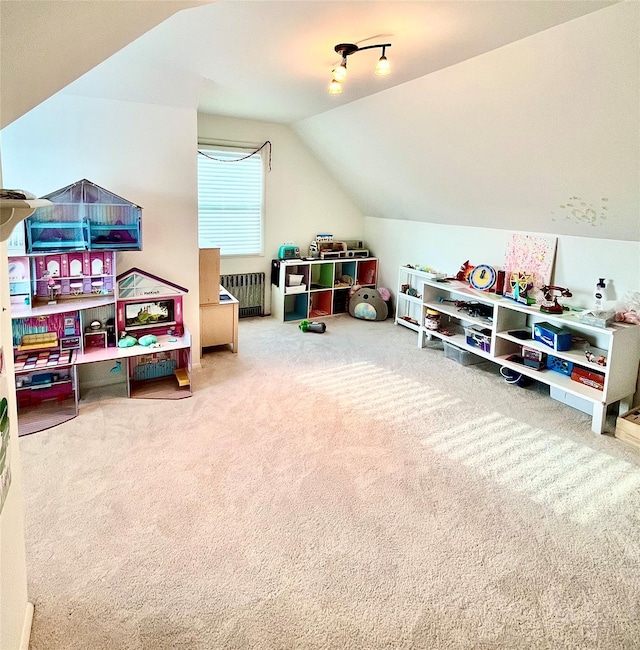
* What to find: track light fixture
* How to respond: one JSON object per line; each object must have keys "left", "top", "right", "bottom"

{"left": 329, "top": 42, "right": 392, "bottom": 94}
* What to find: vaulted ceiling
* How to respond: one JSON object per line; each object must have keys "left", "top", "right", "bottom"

{"left": 2, "top": 1, "right": 635, "bottom": 241}
{"left": 1, "top": 0, "right": 617, "bottom": 127}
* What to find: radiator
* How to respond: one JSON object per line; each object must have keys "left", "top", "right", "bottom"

{"left": 220, "top": 272, "right": 265, "bottom": 318}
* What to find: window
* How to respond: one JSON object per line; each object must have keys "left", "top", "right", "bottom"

{"left": 197, "top": 144, "right": 264, "bottom": 256}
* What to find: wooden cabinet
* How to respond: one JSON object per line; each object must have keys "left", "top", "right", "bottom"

{"left": 199, "top": 249, "right": 238, "bottom": 354}
{"left": 271, "top": 257, "right": 378, "bottom": 322}
{"left": 199, "top": 248, "right": 220, "bottom": 305}
{"left": 397, "top": 269, "right": 640, "bottom": 435}
{"left": 200, "top": 288, "right": 239, "bottom": 353}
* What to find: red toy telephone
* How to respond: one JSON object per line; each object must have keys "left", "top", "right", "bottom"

{"left": 540, "top": 285, "right": 572, "bottom": 314}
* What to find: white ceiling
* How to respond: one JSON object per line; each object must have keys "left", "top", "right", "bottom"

{"left": 62, "top": 0, "right": 617, "bottom": 125}
{"left": 0, "top": 0, "right": 211, "bottom": 129}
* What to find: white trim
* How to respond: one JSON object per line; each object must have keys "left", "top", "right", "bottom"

{"left": 19, "top": 602, "right": 34, "bottom": 650}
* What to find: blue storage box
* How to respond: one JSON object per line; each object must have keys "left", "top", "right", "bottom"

{"left": 547, "top": 355, "right": 574, "bottom": 376}
{"left": 533, "top": 322, "right": 572, "bottom": 351}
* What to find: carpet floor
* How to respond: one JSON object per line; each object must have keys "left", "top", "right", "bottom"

{"left": 19, "top": 315, "right": 640, "bottom": 649}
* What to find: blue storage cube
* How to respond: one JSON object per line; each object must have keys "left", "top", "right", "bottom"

{"left": 533, "top": 322, "right": 572, "bottom": 351}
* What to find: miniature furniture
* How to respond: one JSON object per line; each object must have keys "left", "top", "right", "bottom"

{"left": 18, "top": 332, "right": 58, "bottom": 352}
{"left": 395, "top": 266, "right": 640, "bottom": 435}
{"left": 271, "top": 257, "right": 378, "bottom": 322}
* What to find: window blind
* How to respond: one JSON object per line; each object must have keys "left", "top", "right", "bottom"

{"left": 197, "top": 145, "right": 264, "bottom": 256}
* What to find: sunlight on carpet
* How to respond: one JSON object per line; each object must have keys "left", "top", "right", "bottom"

{"left": 425, "top": 412, "right": 640, "bottom": 526}
{"left": 297, "top": 361, "right": 463, "bottom": 423}
{"left": 298, "top": 361, "right": 640, "bottom": 529}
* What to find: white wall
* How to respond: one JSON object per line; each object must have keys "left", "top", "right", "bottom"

{"left": 0, "top": 0, "right": 212, "bottom": 129}
{"left": 366, "top": 218, "right": 640, "bottom": 311}
{"left": 197, "top": 114, "right": 365, "bottom": 313}
{"left": 294, "top": 2, "right": 639, "bottom": 243}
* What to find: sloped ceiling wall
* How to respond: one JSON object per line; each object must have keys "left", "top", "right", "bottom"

{"left": 0, "top": 0, "right": 213, "bottom": 129}
{"left": 293, "top": 2, "right": 639, "bottom": 242}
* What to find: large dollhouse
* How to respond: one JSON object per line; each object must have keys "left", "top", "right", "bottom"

{"left": 7, "top": 180, "right": 192, "bottom": 436}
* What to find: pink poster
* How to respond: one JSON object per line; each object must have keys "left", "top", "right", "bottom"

{"left": 504, "top": 234, "right": 557, "bottom": 302}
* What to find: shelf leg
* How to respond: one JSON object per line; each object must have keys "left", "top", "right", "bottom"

{"left": 619, "top": 396, "right": 632, "bottom": 415}
{"left": 591, "top": 403, "right": 606, "bottom": 435}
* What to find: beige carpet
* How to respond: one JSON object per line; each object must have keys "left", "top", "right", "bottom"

{"left": 19, "top": 315, "right": 640, "bottom": 649}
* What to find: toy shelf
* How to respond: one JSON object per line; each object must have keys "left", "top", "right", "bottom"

{"left": 283, "top": 293, "right": 309, "bottom": 322}
{"left": 395, "top": 265, "right": 429, "bottom": 332}
{"left": 272, "top": 257, "right": 378, "bottom": 322}
{"left": 493, "top": 354, "right": 606, "bottom": 403}
{"left": 495, "top": 330, "right": 609, "bottom": 372}
{"left": 422, "top": 300, "right": 493, "bottom": 331}
{"left": 394, "top": 266, "right": 640, "bottom": 435}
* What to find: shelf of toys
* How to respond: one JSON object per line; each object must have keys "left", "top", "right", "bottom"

{"left": 395, "top": 263, "right": 640, "bottom": 435}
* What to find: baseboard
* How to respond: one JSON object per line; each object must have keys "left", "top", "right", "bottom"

{"left": 20, "top": 602, "right": 34, "bottom": 650}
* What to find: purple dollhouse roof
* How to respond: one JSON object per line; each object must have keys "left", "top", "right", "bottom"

{"left": 116, "top": 267, "right": 188, "bottom": 295}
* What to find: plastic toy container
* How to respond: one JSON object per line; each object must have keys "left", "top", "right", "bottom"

{"left": 443, "top": 341, "right": 483, "bottom": 366}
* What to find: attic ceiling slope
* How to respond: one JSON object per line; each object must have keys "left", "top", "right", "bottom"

{"left": 0, "top": 0, "right": 215, "bottom": 129}
{"left": 56, "top": 0, "right": 616, "bottom": 124}
{"left": 293, "top": 2, "right": 639, "bottom": 242}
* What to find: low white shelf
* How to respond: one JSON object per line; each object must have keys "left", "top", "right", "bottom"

{"left": 394, "top": 266, "right": 640, "bottom": 435}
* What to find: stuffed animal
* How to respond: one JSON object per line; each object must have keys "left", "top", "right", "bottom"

{"left": 349, "top": 287, "right": 389, "bottom": 321}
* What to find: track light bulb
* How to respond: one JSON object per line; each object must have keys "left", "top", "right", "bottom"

{"left": 375, "top": 54, "right": 390, "bottom": 76}
{"left": 328, "top": 79, "right": 342, "bottom": 95}
{"left": 332, "top": 59, "right": 347, "bottom": 82}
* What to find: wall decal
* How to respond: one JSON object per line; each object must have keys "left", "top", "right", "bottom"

{"left": 551, "top": 196, "right": 610, "bottom": 227}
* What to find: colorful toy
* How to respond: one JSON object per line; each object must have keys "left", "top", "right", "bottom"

{"left": 455, "top": 260, "right": 475, "bottom": 282}
{"left": 138, "top": 334, "right": 158, "bottom": 347}
{"left": 505, "top": 271, "right": 534, "bottom": 305}
{"left": 299, "top": 320, "right": 326, "bottom": 333}
{"left": 118, "top": 334, "right": 137, "bottom": 348}
{"left": 349, "top": 287, "right": 388, "bottom": 321}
